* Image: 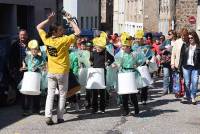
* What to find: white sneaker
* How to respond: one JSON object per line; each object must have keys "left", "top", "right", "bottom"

{"left": 191, "top": 96, "right": 197, "bottom": 105}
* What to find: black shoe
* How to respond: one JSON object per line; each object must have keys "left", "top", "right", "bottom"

{"left": 162, "top": 90, "right": 168, "bottom": 96}
{"left": 32, "top": 110, "right": 40, "bottom": 115}
{"left": 22, "top": 112, "right": 30, "bottom": 116}
{"left": 91, "top": 109, "right": 98, "bottom": 114}
{"left": 46, "top": 117, "right": 54, "bottom": 125}
{"left": 142, "top": 101, "right": 147, "bottom": 105}
{"left": 57, "top": 119, "right": 64, "bottom": 124}
{"left": 135, "top": 109, "right": 139, "bottom": 115}
{"left": 121, "top": 111, "right": 129, "bottom": 116}
{"left": 85, "top": 104, "right": 91, "bottom": 109}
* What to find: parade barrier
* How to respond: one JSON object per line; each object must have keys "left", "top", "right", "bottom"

{"left": 86, "top": 68, "right": 106, "bottom": 89}
{"left": 20, "top": 72, "right": 41, "bottom": 95}
{"left": 137, "top": 66, "right": 153, "bottom": 87}
{"left": 118, "top": 72, "right": 138, "bottom": 94}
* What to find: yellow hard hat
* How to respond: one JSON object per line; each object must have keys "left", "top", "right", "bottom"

{"left": 93, "top": 37, "right": 106, "bottom": 48}
{"left": 121, "top": 32, "right": 132, "bottom": 46}
{"left": 28, "top": 40, "right": 39, "bottom": 49}
{"left": 100, "top": 31, "right": 107, "bottom": 39}
{"left": 135, "top": 30, "right": 144, "bottom": 39}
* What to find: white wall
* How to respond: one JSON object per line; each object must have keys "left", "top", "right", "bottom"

{"left": 113, "top": 0, "right": 143, "bottom": 35}
{"left": 63, "top": 0, "right": 78, "bottom": 17}
{"left": 63, "top": 0, "right": 99, "bottom": 30}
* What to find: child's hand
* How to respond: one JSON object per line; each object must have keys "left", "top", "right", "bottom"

{"left": 20, "top": 67, "right": 27, "bottom": 72}
{"left": 111, "top": 63, "right": 118, "bottom": 68}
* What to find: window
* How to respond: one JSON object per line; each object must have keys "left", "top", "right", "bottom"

{"left": 81, "top": 17, "right": 84, "bottom": 29}
{"left": 95, "top": 16, "right": 98, "bottom": 28}
{"left": 91, "top": 17, "right": 93, "bottom": 29}
{"left": 86, "top": 17, "right": 89, "bottom": 29}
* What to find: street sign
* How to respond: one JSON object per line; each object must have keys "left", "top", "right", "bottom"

{"left": 188, "top": 16, "right": 196, "bottom": 24}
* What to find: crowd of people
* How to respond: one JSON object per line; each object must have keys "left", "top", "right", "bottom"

{"left": 8, "top": 12, "right": 200, "bottom": 125}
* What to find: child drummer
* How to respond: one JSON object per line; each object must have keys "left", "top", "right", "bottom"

{"left": 20, "top": 40, "right": 46, "bottom": 116}
{"left": 112, "top": 32, "right": 139, "bottom": 116}
{"left": 132, "top": 30, "right": 154, "bottom": 105}
{"left": 90, "top": 32, "right": 114, "bottom": 114}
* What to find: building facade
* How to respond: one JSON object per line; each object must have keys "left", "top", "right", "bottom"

{"left": 175, "top": 0, "right": 198, "bottom": 31}
{"left": 64, "top": 0, "right": 100, "bottom": 31}
{"left": 158, "top": 0, "right": 176, "bottom": 35}
{"left": 196, "top": 0, "right": 200, "bottom": 36}
{"left": 143, "top": 0, "right": 159, "bottom": 33}
{"left": 113, "top": 0, "right": 144, "bottom": 36}
{"left": 101, "top": 0, "right": 113, "bottom": 32}
{"left": 0, "top": 0, "right": 58, "bottom": 38}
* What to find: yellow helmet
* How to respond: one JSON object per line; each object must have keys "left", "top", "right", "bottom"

{"left": 28, "top": 40, "right": 39, "bottom": 49}
{"left": 121, "top": 32, "right": 132, "bottom": 46}
{"left": 100, "top": 31, "right": 107, "bottom": 39}
{"left": 93, "top": 37, "right": 106, "bottom": 48}
{"left": 135, "top": 30, "right": 144, "bottom": 39}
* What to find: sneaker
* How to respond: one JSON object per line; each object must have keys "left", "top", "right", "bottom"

{"left": 85, "top": 104, "right": 91, "bottom": 109}
{"left": 135, "top": 109, "right": 139, "bottom": 115}
{"left": 121, "top": 111, "right": 129, "bottom": 116}
{"left": 100, "top": 110, "right": 105, "bottom": 114}
{"left": 162, "top": 91, "right": 168, "bottom": 96}
{"left": 192, "top": 98, "right": 197, "bottom": 105}
{"left": 57, "top": 119, "right": 64, "bottom": 124}
{"left": 32, "top": 110, "right": 40, "bottom": 115}
{"left": 91, "top": 109, "right": 98, "bottom": 114}
{"left": 46, "top": 117, "right": 54, "bottom": 125}
{"left": 142, "top": 101, "right": 147, "bottom": 105}
{"left": 75, "top": 103, "right": 80, "bottom": 111}
{"left": 22, "top": 112, "right": 30, "bottom": 116}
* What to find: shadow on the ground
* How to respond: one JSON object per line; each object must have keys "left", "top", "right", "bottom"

{"left": 136, "top": 109, "right": 178, "bottom": 118}
{"left": 0, "top": 105, "right": 26, "bottom": 129}
{"left": 49, "top": 98, "right": 180, "bottom": 124}
{"left": 0, "top": 77, "right": 181, "bottom": 128}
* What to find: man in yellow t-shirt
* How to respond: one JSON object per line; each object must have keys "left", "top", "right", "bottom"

{"left": 38, "top": 29, "right": 75, "bottom": 74}
{"left": 36, "top": 12, "right": 80, "bottom": 125}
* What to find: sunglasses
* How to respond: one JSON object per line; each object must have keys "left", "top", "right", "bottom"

{"left": 168, "top": 33, "right": 172, "bottom": 36}
{"left": 189, "top": 36, "right": 194, "bottom": 39}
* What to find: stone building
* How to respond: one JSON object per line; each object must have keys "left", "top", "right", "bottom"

{"left": 101, "top": 0, "right": 113, "bottom": 32}
{"left": 113, "top": 0, "right": 144, "bottom": 36}
{"left": 175, "top": 0, "right": 198, "bottom": 31}
{"left": 143, "top": 0, "right": 159, "bottom": 32}
{"left": 159, "top": 0, "right": 176, "bottom": 35}
{"left": 196, "top": 0, "right": 200, "bottom": 36}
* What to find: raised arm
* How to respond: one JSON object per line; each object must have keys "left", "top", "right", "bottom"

{"left": 63, "top": 12, "right": 80, "bottom": 36}
{"left": 36, "top": 12, "right": 55, "bottom": 31}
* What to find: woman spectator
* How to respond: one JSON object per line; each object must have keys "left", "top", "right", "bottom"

{"left": 179, "top": 30, "right": 200, "bottom": 104}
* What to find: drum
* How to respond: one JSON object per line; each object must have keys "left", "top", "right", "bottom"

{"left": 86, "top": 68, "right": 106, "bottom": 89}
{"left": 137, "top": 66, "right": 153, "bottom": 87}
{"left": 20, "top": 72, "right": 41, "bottom": 95}
{"left": 118, "top": 72, "right": 138, "bottom": 94}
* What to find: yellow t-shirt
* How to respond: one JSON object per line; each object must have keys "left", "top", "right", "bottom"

{"left": 38, "top": 29, "right": 75, "bottom": 74}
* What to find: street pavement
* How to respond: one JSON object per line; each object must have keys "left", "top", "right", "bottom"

{"left": 1, "top": 77, "right": 200, "bottom": 134}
